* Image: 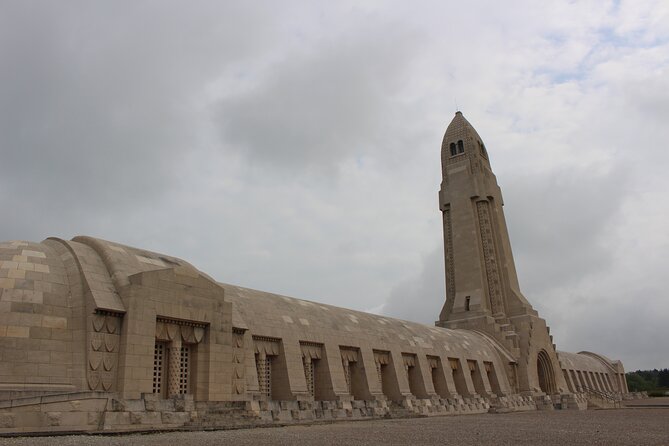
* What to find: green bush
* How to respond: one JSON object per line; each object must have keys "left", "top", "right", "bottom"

{"left": 626, "top": 369, "right": 669, "bottom": 393}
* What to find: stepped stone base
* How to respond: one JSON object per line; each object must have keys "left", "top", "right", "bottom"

{"left": 0, "top": 391, "right": 606, "bottom": 435}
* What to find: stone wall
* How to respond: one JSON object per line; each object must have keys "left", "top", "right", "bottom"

{"left": 0, "top": 392, "right": 542, "bottom": 434}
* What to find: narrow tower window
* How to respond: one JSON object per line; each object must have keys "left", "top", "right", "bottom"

{"left": 465, "top": 296, "right": 471, "bottom": 311}
{"left": 479, "top": 141, "right": 487, "bottom": 158}
{"left": 457, "top": 140, "right": 464, "bottom": 153}
{"left": 450, "top": 142, "right": 457, "bottom": 157}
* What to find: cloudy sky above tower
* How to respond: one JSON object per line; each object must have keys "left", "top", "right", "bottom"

{"left": 1, "top": 1, "right": 668, "bottom": 370}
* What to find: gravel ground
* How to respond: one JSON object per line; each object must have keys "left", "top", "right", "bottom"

{"left": 0, "top": 407, "right": 667, "bottom": 446}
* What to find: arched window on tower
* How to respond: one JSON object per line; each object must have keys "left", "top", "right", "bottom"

{"left": 479, "top": 141, "right": 488, "bottom": 159}
{"left": 457, "top": 140, "right": 464, "bottom": 153}
{"left": 450, "top": 142, "right": 457, "bottom": 157}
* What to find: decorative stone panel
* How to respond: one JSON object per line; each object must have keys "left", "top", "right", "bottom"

{"left": 232, "top": 328, "right": 246, "bottom": 396}
{"left": 300, "top": 342, "right": 323, "bottom": 361}
{"left": 253, "top": 336, "right": 280, "bottom": 357}
{"left": 87, "top": 311, "right": 122, "bottom": 391}
{"left": 443, "top": 207, "right": 455, "bottom": 313}
{"left": 155, "top": 318, "right": 206, "bottom": 344}
{"left": 449, "top": 358, "right": 459, "bottom": 370}
{"left": 402, "top": 354, "right": 416, "bottom": 368}
{"left": 476, "top": 200, "right": 504, "bottom": 316}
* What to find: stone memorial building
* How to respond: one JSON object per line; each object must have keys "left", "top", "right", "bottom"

{"left": 0, "top": 112, "right": 631, "bottom": 433}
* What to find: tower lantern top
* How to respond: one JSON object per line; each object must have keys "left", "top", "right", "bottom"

{"left": 441, "top": 111, "right": 489, "bottom": 161}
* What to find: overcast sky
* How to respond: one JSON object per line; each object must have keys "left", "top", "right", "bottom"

{"left": 1, "top": 1, "right": 668, "bottom": 371}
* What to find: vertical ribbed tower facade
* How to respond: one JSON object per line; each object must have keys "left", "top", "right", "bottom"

{"left": 436, "top": 112, "right": 568, "bottom": 396}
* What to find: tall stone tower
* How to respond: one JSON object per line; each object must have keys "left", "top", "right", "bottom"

{"left": 436, "top": 111, "right": 569, "bottom": 396}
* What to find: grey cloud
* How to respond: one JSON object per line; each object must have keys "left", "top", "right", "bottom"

{"left": 544, "top": 281, "right": 669, "bottom": 371}
{"left": 0, "top": 1, "right": 283, "bottom": 239}
{"left": 215, "top": 25, "right": 420, "bottom": 172}
{"left": 505, "top": 165, "right": 630, "bottom": 297}
{"left": 382, "top": 247, "right": 445, "bottom": 324}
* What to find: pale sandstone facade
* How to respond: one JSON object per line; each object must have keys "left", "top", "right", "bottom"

{"left": 0, "top": 113, "right": 633, "bottom": 433}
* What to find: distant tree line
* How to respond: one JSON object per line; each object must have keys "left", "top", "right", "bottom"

{"left": 626, "top": 369, "right": 669, "bottom": 395}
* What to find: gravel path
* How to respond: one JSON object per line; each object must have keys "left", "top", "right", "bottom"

{"left": 0, "top": 407, "right": 667, "bottom": 446}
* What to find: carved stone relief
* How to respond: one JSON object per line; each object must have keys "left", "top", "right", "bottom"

{"left": 476, "top": 200, "right": 504, "bottom": 316}
{"left": 232, "top": 328, "right": 246, "bottom": 395}
{"left": 443, "top": 208, "right": 455, "bottom": 315}
{"left": 87, "top": 312, "right": 121, "bottom": 391}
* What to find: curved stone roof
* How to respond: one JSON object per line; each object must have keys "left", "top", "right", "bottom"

{"left": 69, "top": 236, "right": 203, "bottom": 289}
{"left": 222, "top": 283, "right": 510, "bottom": 363}
{"left": 2, "top": 236, "right": 213, "bottom": 315}
{"left": 0, "top": 240, "right": 69, "bottom": 312}
{"left": 441, "top": 111, "right": 485, "bottom": 155}
{"left": 557, "top": 351, "right": 611, "bottom": 373}
{"left": 0, "top": 240, "right": 82, "bottom": 391}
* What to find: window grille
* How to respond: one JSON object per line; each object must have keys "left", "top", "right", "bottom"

{"left": 265, "top": 357, "right": 272, "bottom": 398}
{"left": 153, "top": 342, "right": 166, "bottom": 395}
{"left": 303, "top": 357, "right": 315, "bottom": 396}
{"left": 256, "top": 354, "right": 272, "bottom": 398}
{"left": 179, "top": 345, "right": 190, "bottom": 394}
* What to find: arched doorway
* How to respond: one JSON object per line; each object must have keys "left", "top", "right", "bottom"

{"left": 537, "top": 350, "right": 557, "bottom": 394}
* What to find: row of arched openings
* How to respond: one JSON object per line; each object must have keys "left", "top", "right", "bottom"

{"left": 449, "top": 140, "right": 464, "bottom": 156}
{"left": 449, "top": 140, "right": 488, "bottom": 158}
